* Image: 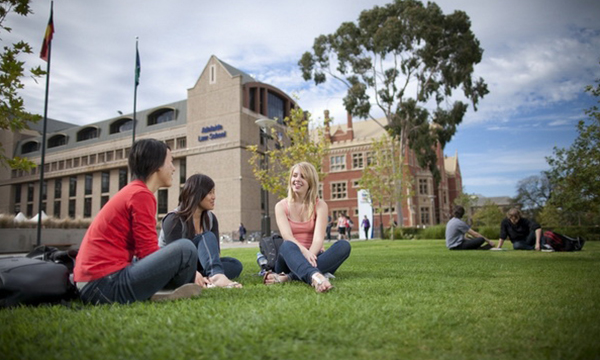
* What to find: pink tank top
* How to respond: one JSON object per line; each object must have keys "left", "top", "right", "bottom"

{"left": 282, "top": 199, "right": 316, "bottom": 250}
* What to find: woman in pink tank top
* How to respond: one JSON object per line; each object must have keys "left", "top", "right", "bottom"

{"left": 264, "top": 162, "right": 351, "bottom": 293}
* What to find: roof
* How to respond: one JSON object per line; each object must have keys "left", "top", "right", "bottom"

{"left": 217, "top": 57, "right": 256, "bottom": 84}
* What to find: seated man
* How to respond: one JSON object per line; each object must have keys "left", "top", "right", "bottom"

{"left": 446, "top": 205, "right": 495, "bottom": 250}
{"left": 497, "top": 208, "right": 547, "bottom": 251}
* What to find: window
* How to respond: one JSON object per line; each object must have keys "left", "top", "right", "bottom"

{"left": 84, "top": 198, "right": 92, "bottom": 218}
{"left": 176, "top": 137, "right": 186, "bottom": 149}
{"left": 106, "top": 151, "right": 113, "bottom": 162}
{"left": 330, "top": 181, "right": 347, "bottom": 200}
{"left": 210, "top": 64, "right": 216, "bottom": 84}
{"left": 69, "top": 176, "right": 77, "bottom": 197}
{"left": 76, "top": 127, "right": 99, "bottom": 142}
{"left": 89, "top": 154, "right": 96, "bottom": 165}
{"left": 165, "top": 139, "right": 175, "bottom": 150}
{"left": 352, "top": 180, "right": 360, "bottom": 188}
{"left": 115, "top": 149, "right": 123, "bottom": 160}
{"left": 15, "top": 184, "right": 21, "bottom": 203}
{"left": 157, "top": 189, "right": 168, "bottom": 214}
{"left": 53, "top": 200, "right": 61, "bottom": 218}
{"left": 98, "top": 153, "right": 105, "bottom": 163}
{"left": 101, "top": 172, "right": 110, "bottom": 193}
{"left": 68, "top": 199, "right": 76, "bottom": 218}
{"left": 22, "top": 141, "right": 39, "bottom": 154}
{"left": 330, "top": 155, "right": 346, "bottom": 172}
{"left": 82, "top": 156, "right": 88, "bottom": 166}
{"left": 366, "top": 151, "right": 374, "bottom": 166}
{"left": 267, "top": 91, "right": 285, "bottom": 121}
{"left": 419, "top": 179, "right": 428, "bottom": 195}
{"left": 42, "top": 180, "right": 47, "bottom": 200}
{"left": 85, "top": 174, "right": 93, "bottom": 195}
{"left": 420, "top": 207, "right": 430, "bottom": 225}
{"left": 109, "top": 118, "right": 133, "bottom": 134}
{"left": 27, "top": 183, "right": 34, "bottom": 202}
{"left": 48, "top": 135, "right": 67, "bottom": 148}
{"left": 101, "top": 196, "right": 109, "bottom": 208}
{"left": 73, "top": 157, "right": 80, "bottom": 167}
{"left": 54, "top": 178, "right": 62, "bottom": 199}
{"left": 148, "top": 109, "right": 175, "bottom": 126}
{"left": 318, "top": 183, "right": 323, "bottom": 200}
{"left": 119, "top": 168, "right": 128, "bottom": 189}
{"left": 352, "top": 153, "right": 364, "bottom": 169}
{"left": 179, "top": 158, "right": 186, "bottom": 185}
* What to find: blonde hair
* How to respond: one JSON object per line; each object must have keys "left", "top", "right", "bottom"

{"left": 287, "top": 162, "right": 319, "bottom": 219}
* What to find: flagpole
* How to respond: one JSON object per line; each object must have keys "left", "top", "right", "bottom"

{"left": 132, "top": 37, "right": 139, "bottom": 147}
{"left": 37, "top": 1, "right": 54, "bottom": 247}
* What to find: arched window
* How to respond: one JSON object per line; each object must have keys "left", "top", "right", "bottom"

{"left": 148, "top": 109, "right": 175, "bottom": 126}
{"left": 268, "top": 91, "right": 285, "bottom": 121}
{"left": 48, "top": 134, "right": 67, "bottom": 148}
{"left": 110, "top": 118, "right": 133, "bottom": 134}
{"left": 77, "top": 127, "right": 99, "bottom": 142}
{"left": 22, "top": 141, "right": 40, "bottom": 154}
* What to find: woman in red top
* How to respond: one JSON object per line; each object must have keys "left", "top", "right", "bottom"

{"left": 74, "top": 139, "right": 209, "bottom": 304}
{"left": 265, "top": 162, "right": 351, "bottom": 292}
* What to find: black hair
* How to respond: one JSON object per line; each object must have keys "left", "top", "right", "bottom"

{"left": 453, "top": 205, "right": 465, "bottom": 219}
{"left": 128, "top": 139, "right": 170, "bottom": 182}
{"left": 176, "top": 173, "right": 215, "bottom": 226}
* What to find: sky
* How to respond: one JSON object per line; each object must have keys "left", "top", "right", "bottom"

{"left": 3, "top": 0, "right": 600, "bottom": 198}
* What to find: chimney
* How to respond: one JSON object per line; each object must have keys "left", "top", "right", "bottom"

{"left": 324, "top": 110, "right": 331, "bottom": 141}
{"left": 346, "top": 111, "right": 354, "bottom": 141}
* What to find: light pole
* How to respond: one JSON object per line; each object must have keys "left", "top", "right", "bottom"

{"left": 255, "top": 117, "right": 277, "bottom": 237}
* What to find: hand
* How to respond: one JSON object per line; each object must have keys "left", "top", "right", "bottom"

{"left": 487, "top": 240, "right": 495, "bottom": 247}
{"left": 195, "top": 271, "right": 211, "bottom": 288}
{"left": 535, "top": 243, "right": 541, "bottom": 251}
{"left": 302, "top": 247, "right": 318, "bottom": 267}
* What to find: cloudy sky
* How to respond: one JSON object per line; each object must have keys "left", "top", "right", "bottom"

{"left": 4, "top": 0, "right": 600, "bottom": 198}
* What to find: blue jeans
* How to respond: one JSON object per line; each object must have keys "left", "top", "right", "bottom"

{"left": 79, "top": 239, "right": 198, "bottom": 304}
{"left": 512, "top": 231, "right": 541, "bottom": 250}
{"left": 192, "top": 231, "right": 243, "bottom": 279}
{"left": 275, "top": 240, "right": 351, "bottom": 284}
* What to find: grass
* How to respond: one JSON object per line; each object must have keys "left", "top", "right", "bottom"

{"left": 1, "top": 240, "right": 599, "bottom": 360}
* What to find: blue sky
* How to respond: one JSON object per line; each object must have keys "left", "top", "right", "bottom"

{"left": 4, "top": 0, "right": 600, "bottom": 198}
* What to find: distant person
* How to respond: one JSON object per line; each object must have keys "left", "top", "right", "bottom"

{"left": 265, "top": 162, "right": 351, "bottom": 292}
{"left": 346, "top": 215, "right": 354, "bottom": 239}
{"left": 160, "top": 174, "right": 243, "bottom": 288}
{"left": 497, "top": 208, "right": 550, "bottom": 251}
{"left": 74, "top": 139, "right": 207, "bottom": 304}
{"left": 361, "top": 215, "right": 371, "bottom": 240}
{"left": 445, "top": 205, "right": 495, "bottom": 250}
{"left": 325, "top": 215, "right": 333, "bottom": 242}
{"left": 239, "top": 223, "right": 247, "bottom": 243}
{"left": 337, "top": 214, "right": 347, "bottom": 240}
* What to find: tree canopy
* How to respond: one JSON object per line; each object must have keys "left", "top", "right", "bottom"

{"left": 0, "top": 0, "right": 44, "bottom": 170}
{"left": 299, "top": 0, "right": 488, "bottom": 182}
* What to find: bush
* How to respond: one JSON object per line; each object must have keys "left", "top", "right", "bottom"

{"left": 383, "top": 227, "right": 420, "bottom": 240}
{"left": 475, "top": 226, "right": 500, "bottom": 240}
{"left": 417, "top": 225, "right": 446, "bottom": 240}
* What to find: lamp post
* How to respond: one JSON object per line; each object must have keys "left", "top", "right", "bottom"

{"left": 255, "top": 117, "right": 277, "bottom": 237}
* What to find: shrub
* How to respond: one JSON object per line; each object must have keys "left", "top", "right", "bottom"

{"left": 417, "top": 225, "right": 446, "bottom": 240}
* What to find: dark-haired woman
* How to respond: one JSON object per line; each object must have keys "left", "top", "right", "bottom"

{"left": 160, "top": 174, "right": 243, "bottom": 288}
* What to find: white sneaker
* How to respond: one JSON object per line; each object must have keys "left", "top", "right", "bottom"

{"left": 541, "top": 244, "right": 555, "bottom": 252}
{"left": 150, "top": 283, "right": 202, "bottom": 302}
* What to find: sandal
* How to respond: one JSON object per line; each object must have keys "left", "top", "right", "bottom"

{"left": 263, "top": 270, "right": 289, "bottom": 285}
{"left": 311, "top": 272, "right": 333, "bottom": 293}
{"left": 209, "top": 274, "right": 243, "bottom": 288}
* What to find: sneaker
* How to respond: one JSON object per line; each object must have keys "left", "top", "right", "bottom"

{"left": 480, "top": 244, "right": 493, "bottom": 250}
{"left": 150, "top": 283, "right": 202, "bottom": 302}
{"left": 541, "top": 244, "right": 555, "bottom": 252}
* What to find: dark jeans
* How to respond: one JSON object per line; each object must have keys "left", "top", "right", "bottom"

{"left": 275, "top": 240, "right": 351, "bottom": 284}
{"left": 79, "top": 239, "right": 198, "bottom": 304}
{"left": 450, "top": 237, "right": 486, "bottom": 250}
{"left": 512, "top": 231, "right": 540, "bottom": 250}
{"left": 192, "top": 231, "right": 243, "bottom": 279}
{"left": 364, "top": 227, "right": 370, "bottom": 239}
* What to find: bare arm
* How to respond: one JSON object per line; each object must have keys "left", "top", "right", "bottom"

{"left": 535, "top": 228, "right": 542, "bottom": 251}
{"left": 274, "top": 200, "right": 317, "bottom": 266}
{"left": 309, "top": 200, "right": 329, "bottom": 256}
{"left": 467, "top": 228, "right": 494, "bottom": 246}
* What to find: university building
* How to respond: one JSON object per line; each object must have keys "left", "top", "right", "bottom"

{"left": 319, "top": 111, "right": 463, "bottom": 235}
{"left": 0, "top": 55, "right": 463, "bottom": 238}
{"left": 0, "top": 56, "right": 296, "bottom": 236}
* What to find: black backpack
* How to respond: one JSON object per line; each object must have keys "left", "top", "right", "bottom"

{"left": 0, "top": 246, "right": 78, "bottom": 308}
{"left": 543, "top": 231, "right": 585, "bottom": 251}
{"left": 259, "top": 234, "right": 284, "bottom": 271}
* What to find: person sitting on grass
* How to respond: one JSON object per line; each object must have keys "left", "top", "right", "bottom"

{"left": 264, "top": 162, "right": 351, "bottom": 293}
{"left": 159, "top": 173, "right": 243, "bottom": 288}
{"left": 445, "top": 205, "right": 495, "bottom": 250}
{"left": 74, "top": 139, "right": 209, "bottom": 304}
{"left": 497, "top": 208, "right": 550, "bottom": 251}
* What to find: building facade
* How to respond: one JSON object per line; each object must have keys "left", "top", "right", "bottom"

{"left": 319, "top": 111, "right": 462, "bottom": 236}
{"left": 0, "top": 56, "right": 295, "bottom": 236}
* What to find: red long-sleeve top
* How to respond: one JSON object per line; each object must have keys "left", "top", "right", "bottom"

{"left": 74, "top": 180, "right": 160, "bottom": 282}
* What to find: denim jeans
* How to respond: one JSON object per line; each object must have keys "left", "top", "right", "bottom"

{"left": 451, "top": 237, "right": 486, "bottom": 250}
{"left": 275, "top": 240, "right": 351, "bottom": 284}
{"left": 192, "top": 231, "right": 243, "bottom": 279}
{"left": 79, "top": 239, "right": 198, "bottom": 304}
{"left": 512, "top": 231, "right": 541, "bottom": 250}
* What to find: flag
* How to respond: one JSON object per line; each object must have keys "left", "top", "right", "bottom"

{"left": 40, "top": 6, "right": 54, "bottom": 62}
{"left": 135, "top": 46, "right": 141, "bottom": 86}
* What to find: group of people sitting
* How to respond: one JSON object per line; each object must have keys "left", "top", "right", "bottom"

{"left": 445, "top": 205, "right": 553, "bottom": 251}
{"left": 73, "top": 139, "right": 351, "bottom": 305}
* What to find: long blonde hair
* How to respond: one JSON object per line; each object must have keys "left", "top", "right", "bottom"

{"left": 287, "top": 162, "right": 319, "bottom": 220}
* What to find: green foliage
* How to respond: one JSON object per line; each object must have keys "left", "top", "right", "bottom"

{"left": 514, "top": 173, "right": 551, "bottom": 217}
{"left": 546, "top": 71, "right": 600, "bottom": 225}
{"left": 0, "top": 0, "right": 44, "bottom": 170}
{"left": 472, "top": 200, "right": 504, "bottom": 227}
{"left": 2, "top": 241, "right": 600, "bottom": 360}
{"left": 299, "top": 0, "right": 488, "bottom": 183}
{"left": 537, "top": 204, "right": 561, "bottom": 228}
{"left": 417, "top": 224, "right": 446, "bottom": 239}
{"left": 476, "top": 225, "right": 500, "bottom": 240}
{"left": 247, "top": 106, "right": 330, "bottom": 199}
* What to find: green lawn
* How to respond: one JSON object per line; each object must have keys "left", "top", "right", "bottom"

{"left": 1, "top": 240, "right": 599, "bottom": 360}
